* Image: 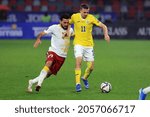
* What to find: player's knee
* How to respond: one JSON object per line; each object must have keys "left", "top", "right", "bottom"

{"left": 46, "top": 61, "right": 52, "bottom": 68}
{"left": 76, "top": 63, "right": 82, "bottom": 69}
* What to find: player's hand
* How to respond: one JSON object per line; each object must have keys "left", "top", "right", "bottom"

{"left": 34, "top": 39, "right": 41, "bottom": 48}
{"left": 62, "top": 32, "right": 70, "bottom": 39}
{"left": 62, "top": 25, "right": 71, "bottom": 38}
{"left": 66, "top": 31, "right": 70, "bottom": 37}
{"left": 104, "top": 35, "right": 110, "bottom": 43}
{"left": 66, "top": 25, "right": 71, "bottom": 37}
{"left": 62, "top": 32, "right": 67, "bottom": 38}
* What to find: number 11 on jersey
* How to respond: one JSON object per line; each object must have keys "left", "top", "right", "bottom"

{"left": 81, "top": 26, "right": 86, "bottom": 32}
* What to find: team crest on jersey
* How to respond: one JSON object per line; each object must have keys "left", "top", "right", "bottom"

{"left": 86, "top": 20, "right": 90, "bottom": 24}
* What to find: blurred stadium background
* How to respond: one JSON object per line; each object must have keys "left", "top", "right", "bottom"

{"left": 0, "top": 0, "right": 150, "bottom": 39}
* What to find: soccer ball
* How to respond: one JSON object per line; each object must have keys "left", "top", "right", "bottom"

{"left": 100, "top": 82, "right": 112, "bottom": 93}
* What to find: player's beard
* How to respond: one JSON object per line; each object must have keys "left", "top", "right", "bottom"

{"left": 61, "top": 25, "right": 68, "bottom": 30}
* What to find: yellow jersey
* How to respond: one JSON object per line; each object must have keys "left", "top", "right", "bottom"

{"left": 70, "top": 13, "right": 101, "bottom": 46}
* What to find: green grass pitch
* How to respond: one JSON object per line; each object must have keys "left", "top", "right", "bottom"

{"left": 0, "top": 39, "right": 150, "bottom": 100}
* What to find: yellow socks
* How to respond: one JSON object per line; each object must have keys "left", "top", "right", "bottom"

{"left": 75, "top": 62, "right": 93, "bottom": 84}
{"left": 75, "top": 69, "right": 81, "bottom": 84}
{"left": 83, "top": 62, "right": 93, "bottom": 80}
{"left": 43, "top": 66, "right": 49, "bottom": 72}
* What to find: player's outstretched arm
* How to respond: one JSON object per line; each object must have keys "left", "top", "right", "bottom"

{"left": 34, "top": 32, "right": 46, "bottom": 48}
{"left": 99, "top": 23, "right": 110, "bottom": 43}
{"left": 64, "top": 25, "right": 71, "bottom": 38}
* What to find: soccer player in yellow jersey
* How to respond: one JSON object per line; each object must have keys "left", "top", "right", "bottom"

{"left": 69, "top": 4, "right": 110, "bottom": 92}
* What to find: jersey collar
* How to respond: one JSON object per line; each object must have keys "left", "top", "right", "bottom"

{"left": 80, "top": 13, "right": 88, "bottom": 20}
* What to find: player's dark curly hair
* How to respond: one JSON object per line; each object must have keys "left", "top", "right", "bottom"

{"left": 60, "top": 13, "right": 70, "bottom": 21}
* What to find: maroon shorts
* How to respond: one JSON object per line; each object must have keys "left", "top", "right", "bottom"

{"left": 46, "top": 51, "right": 65, "bottom": 75}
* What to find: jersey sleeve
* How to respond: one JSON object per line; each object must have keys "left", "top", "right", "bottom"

{"left": 69, "top": 14, "right": 75, "bottom": 24}
{"left": 92, "top": 15, "right": 102, "bottom": 26}
{"left": 44, "top": 25, "right": 55, "bottom": 34}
